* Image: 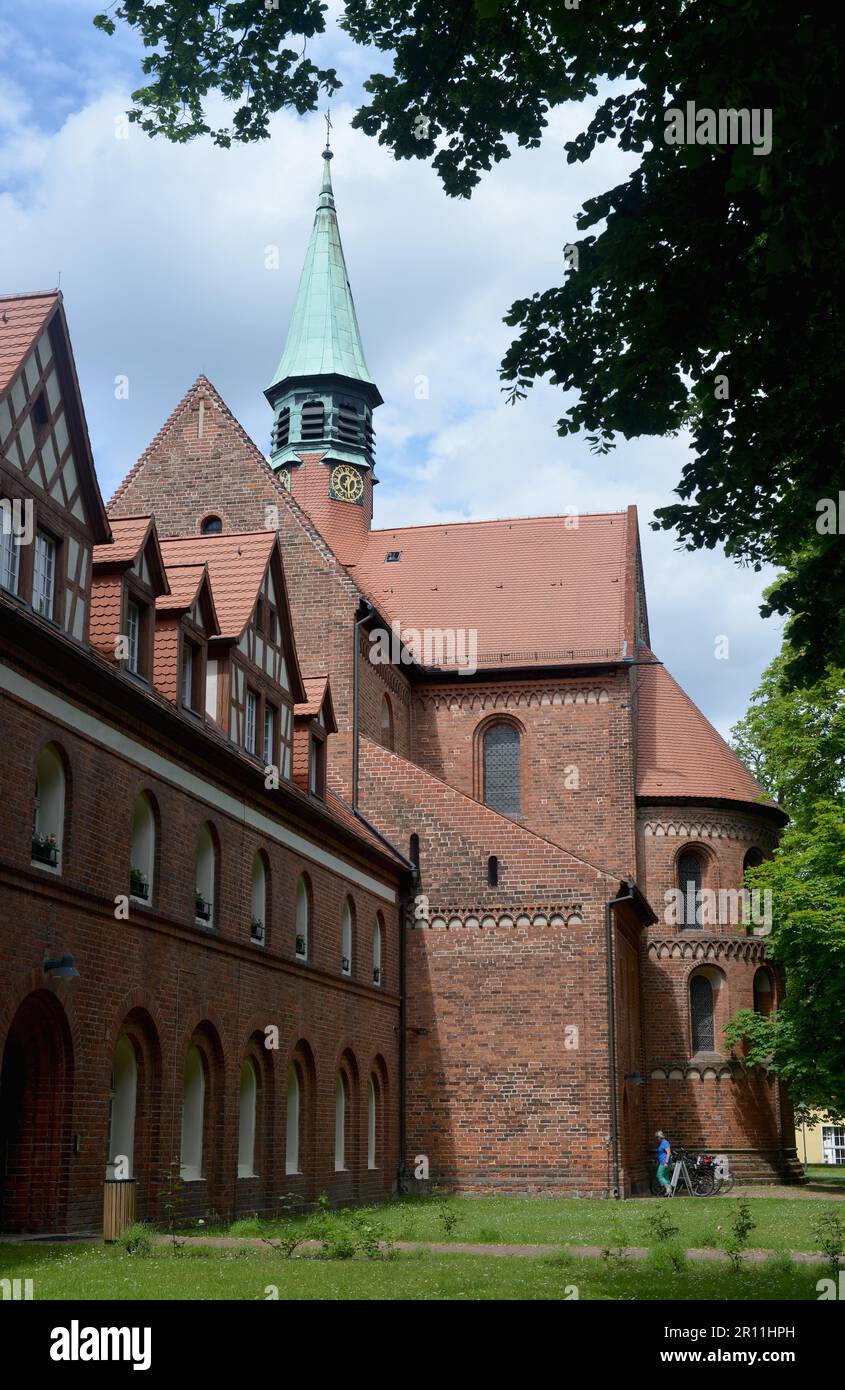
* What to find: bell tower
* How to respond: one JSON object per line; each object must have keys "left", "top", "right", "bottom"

{"left": 265, "top": 141, "right": 382, "bottom": 563}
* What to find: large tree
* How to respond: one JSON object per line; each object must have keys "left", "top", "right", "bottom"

{"left": 94, "top": 1, "right": 845, "bottom": 683}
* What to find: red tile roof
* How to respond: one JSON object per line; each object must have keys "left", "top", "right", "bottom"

{"left": 93, "top": 514, "right": 153, "bottom": 567}
{"left": 158, "top": 531, "right": 276, "bottom": 640}
{"left": 0, "top": 290, "right": 58, "bottom": 396}
{"left": 351, "top": 510, "right": 636, "bottom": 669}
{"left": 156, "top": 561, "right": 208, "bottom": 612}
{"left": 297, "top": 675, "right": 328, "bottom": 717}
{"left": 635, "top": 657, "right": 782, "bottom": 813}
{"left": 326, "top": 790, "right": 408, "bottom": 865}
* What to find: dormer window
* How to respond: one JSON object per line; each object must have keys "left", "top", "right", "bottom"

{"left": 309, "top": 730, "right": 326, "bottom": 798}
{"left": 123, "top": 586, "right": 153, "bottom": 681}
{"left": 181, "top": 637, "right": 204, "bottom": 712}
{"left": 33, "top": 532, "right": 57, "bottom": 620}
{"left": 127, "top": 601, "right": 141, "bottom": 673}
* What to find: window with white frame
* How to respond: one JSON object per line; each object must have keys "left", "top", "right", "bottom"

{"left": 341, "top": 897, "right": 353, "bottom": 976}
{"left": 263, "top": 703, "right": 276, "bottom": 764}
{"left": 286, "top": 1066, "right": 300, "bottom": 1175}
{"left": 250, "top": 852, "right": 266, "bottom": 942}
{"left": 126, "top": 600, "right": 141, "bottom": 673}
{"left": 822, "top": 1126, "right": 845, "bottom": 1165}
{"left": 180, "top": 1046, "right": 205, "bottom": 1181}
{"left": 295, "top": 875, "right": 309, "bottom": 958}
{"left": 373, "top": 916, "right": 382, "bottom": 986}
{"left": 129, "top": 792, "right": 155, "bottom": 902}
{"left": 32, "top": 743, "right": 66, "bottom": 871}
{"left": 33, "top": 532, "right": 56, "bottom": 618}
{"left": 0, "top": 514, "right": 21, "bottom": 594}
{"left": 237, "top": 1059, "right": 258, "bottom": 1178}
{"left": 334, "top": 1072, "right": 347, "bottom": 1171}
{"left": 106, "top": 1036, "right": 137, "bottom": 1179}
{"left": 367, "top": 1078, "right": 377, "bottom": 1169}
{"left": 245, "top": 689, "right": 258, "bottom": 755}
{"left": 195, "top": 822, "right": 216, "bottom": 926}
{"left": 181, "top": 641, "right": 194, "bottom": 708}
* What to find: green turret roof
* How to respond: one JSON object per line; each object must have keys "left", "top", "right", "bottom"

{"left": 267, "top": 149, "right": 379, "bottom": 399}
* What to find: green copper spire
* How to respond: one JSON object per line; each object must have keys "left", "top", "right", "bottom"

{"left": 266, "top": 148, "right": 381, "bottom": 400}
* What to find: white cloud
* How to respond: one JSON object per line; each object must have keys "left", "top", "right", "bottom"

{"left": 0, "top": 75, "right": 782, "bottom": 734}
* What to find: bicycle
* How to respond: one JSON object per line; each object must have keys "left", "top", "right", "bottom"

{"left": 650, "top": 1146, "right": 717, "bottom": 1196}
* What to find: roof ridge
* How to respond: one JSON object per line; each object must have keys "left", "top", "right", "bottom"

{"left": 0, "top": 289, "right": 60, "bottom": 302}
{"left": 369, "top": 509, "right": 631, "bottom": 535}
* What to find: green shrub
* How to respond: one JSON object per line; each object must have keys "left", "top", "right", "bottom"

{"left": 117, "top": 1223, "right": 153, "bottom": 1257}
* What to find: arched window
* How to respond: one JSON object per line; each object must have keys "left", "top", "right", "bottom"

{"left": 380, "top": 694, "right": 394, "bottom": 751}
{"left": 690, "top": 974, "right": 715, "bottom": 1052}
{"left": 373, "top": 915, "right": 383, "bottom": 986}
{"left": 32, "top": 743, "right": 66, "bottom": 871}
{"left": 195, "top": 822, "right": 216, "bottom": 927}
{"left": 180, "top": 1046, "right": 206, "bottom": 1180}
{"left": 300, "top": 399, "right": 325, "bottom": 441}
{"left": 250, "top": 851, "right": 267, "bottom": 943}
{"left": 483, "top": 723, "right": 521, "bottom": 817}
{"left": 129, "top": 792, "right": 155, "bottom": 902}
{"left": 295, "top": 874, "right": 310, "bottom": 959}
{"left": 753, "top": 968, "right": 774, "bottom": 1018}
{"left": 341, "top": 897, "right": 354, "bottom": 976}
{"left": 106, "top": 1037, "right": 137, "bottom": 1179}
{"left": 237, "top": 1059, "right": 258, "bottom": 1178}
{"left": 285, "top": 1065, "right": 301, "bottom": 1175}
{"left": 200, "top": 515, "right": 222, "bottom": 535}
{"left": 744, "top": 848, "right": 764, "bottom": 873}
{"left": 334, "top": 1072, "right": 347, "bottom": 1171}
{"left": 367, "top": 1078, "right": 377, "bottom": 1170}
{"left": 678, "top": 852, "right": 703, "bottom": 928}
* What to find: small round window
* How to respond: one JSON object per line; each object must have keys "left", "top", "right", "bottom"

{"left": 200, "top": 515, "right": 223, "bottom": 535}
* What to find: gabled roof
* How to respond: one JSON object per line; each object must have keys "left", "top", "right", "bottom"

{"left": 635, "top": 656, "right": 785, "bottom": 817}
{"left": 0, "top": 290, "right": 110, "bottom": 543}
{"left": 295, "top": 673, "right": 337, "bottom": 732}
{"left": 350, "top": 508, "right": 643, "bottom": 670}
{"left": 156, "top": 561, "right": 220, "bottom": 635}
{"left": 266, "top": 150, "right": 380, "bottom": 402}
{"left": 158, "top": 532, "right": 277, "bottom": 641}
{"left": 92, "top": 514, "right": 169, "bottom": 594}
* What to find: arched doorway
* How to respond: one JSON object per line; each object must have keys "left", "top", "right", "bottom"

{"left": 0, "top": 991, "right": 74, "bottom": 1232}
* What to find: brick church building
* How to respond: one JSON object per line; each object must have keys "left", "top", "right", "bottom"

{"left": 0, "top": 146, "right": 800, "bottom": 1232}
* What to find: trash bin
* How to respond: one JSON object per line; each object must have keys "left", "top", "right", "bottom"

{"left": 103, "top": 1178, "right": 137, "bottom": 1241}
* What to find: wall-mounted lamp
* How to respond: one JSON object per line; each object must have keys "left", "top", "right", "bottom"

{"left": 44, "top": 954, "right": 80, "bottom": 980}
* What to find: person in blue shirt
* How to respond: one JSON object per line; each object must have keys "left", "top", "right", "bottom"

{"left": 656, "top": 1130, "right": 672, "bottom": 1195}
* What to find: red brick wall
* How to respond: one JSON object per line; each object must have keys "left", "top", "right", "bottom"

{"left": 0, "top": 662, "right": 402, "bottom": 1231}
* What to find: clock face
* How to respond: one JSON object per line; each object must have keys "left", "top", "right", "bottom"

{"left": 330, "top": 463, "right": 364, "bottom": 503}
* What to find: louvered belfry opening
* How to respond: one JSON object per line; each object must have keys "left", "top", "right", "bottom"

{"left": 336, "top": 402, "right": 361, "bottom": 445}
{"left": 301, "top": 399, "right": 325, "bottom": 441}
{"left": 483, "top": 724, "right": 521, "bottom": 818}
{"left": 272, "top": 406, "right": 290, "bottom": 452}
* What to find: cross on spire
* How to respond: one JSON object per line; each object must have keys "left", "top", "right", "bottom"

{"left": 324, "top": 109, "right": 333, "bottom": 154}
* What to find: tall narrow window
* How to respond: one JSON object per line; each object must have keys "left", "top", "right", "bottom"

{"left": 483, "top": 723, "right": 521, "bottom": 817}
{"left": 250, "top": 852, "right": 266, "bottom": 943}
{"left": 309, "top": 733, "right": 325, "bottom": 797}
{"left": 245, "top": 689, "right": 258, "bottom": 755}
{"left": 373, "top": 916, "right": 382, "bottom": 986}
{"left": 106, "top": 1037, "right": 137, "bottom": 1179}
{"left": 181, "top": 641, "right": 194, "bottom": 708}
{"left": 753, "top": 968, "right": 774, "bottom": 1018}
{"left": 237, "top": 1059, "right": 258, "bottom": 1178}
{"left": 285, "top": 1066, "right": 300, "bottom": 1175}
{"left": 0, "top": 513, "right": 20, "bottom": 594}
{"left": 487, "top": 855, "right": 499, "bottom": 888}
{"left": 367, "top": 1078, "right": 377, "bottom": 1169}
{"left": 334, "top": 1072, "right": 347, "bottom": 1171}
{"left": 341, "top": 897, "right": 353, "bottom": 976}
{"left": 126, "top": 601, "right": 141, "bottom": 673}
{"left": 295, "top": 875, "right": 310, "bottom": 959}
{"left": 195, "top": 822, "right": 216, "bottom": 927}
{"left": 678, "top": 852, "right": 703, "bottom": 928}
{"left": 690, "top": 975, "right": 715, "bottom": 1052}
{"left": 32, "top": 743, "right": 66, "bottom": 871}
{"left": 180, "top": 1047, "right": 205, "bottom": 1180}
{"left": 129, "top": 792, "right": 155, "bottom": 902}
{"left": 380, "top": 694, "right": 394, "bottom": 750}
{"left": 33, "top": 532, "right": 56, "bottom": 618}
{"left": 263, "top": 703, "right": 276, "bottom": 764}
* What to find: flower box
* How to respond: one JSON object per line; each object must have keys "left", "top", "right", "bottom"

{"left": 130, "top": 871, "right": 149, "bottom": 900}
{"left": 195, "top": 894, "right": 212, "bottom": 923}
{"left": 251, "top": 918, "right": 265, "bottom": 943}
{"left": 373, "top": 966, "right": 381, "bottom": 984}
{"left": 342, "top": 956, "right": 350, "bottom": 974}
{"left": 295, "top": 934, "right": 306, "bottom": 956}
{"left": 32, "top": 837, "right": 59, "bottom": 867}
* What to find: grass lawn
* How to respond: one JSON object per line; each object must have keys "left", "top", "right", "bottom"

{"left": 805, "top": 1165, "right": 845, "bottom": 1186}
{"left": 0, "top": 1242, "right": 827, "bottom": 1301}
{"left": 214, "top": 1193, "right": 843, "bottom": 1254}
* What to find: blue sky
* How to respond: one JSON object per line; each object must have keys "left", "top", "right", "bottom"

{"left": 0, "top": 1, "right": 784, "bottom": 737}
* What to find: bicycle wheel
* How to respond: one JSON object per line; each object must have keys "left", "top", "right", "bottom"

{"left": 716, "top": 1173, "right": 735, "bottom": 1194}
{"left": 691, "top": 1167, "right": 715, "bottom": 1196}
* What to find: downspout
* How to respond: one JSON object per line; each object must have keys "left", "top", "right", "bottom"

{"left": 605, "top": 883, "right": 635, "bottom": 1200}
{"left": 351, "top": 599, "right": 372, "bottom": 811}
{"left": 397, "top": 866, "right": 416, "bottom": 1191}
